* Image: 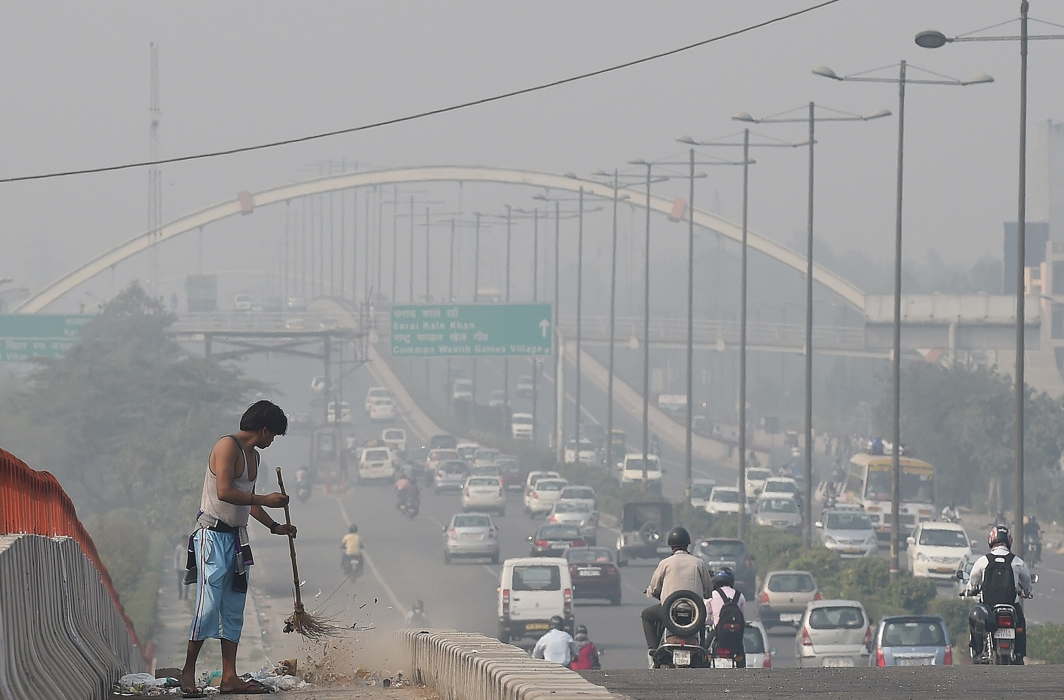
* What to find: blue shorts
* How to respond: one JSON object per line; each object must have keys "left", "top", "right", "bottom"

{"left": 188, "top": 529, "right": 247, "bottom": 642}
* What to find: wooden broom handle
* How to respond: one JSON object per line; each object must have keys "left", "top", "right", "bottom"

{"left": 275, "top": 467, "right": 303, "bottom": 608}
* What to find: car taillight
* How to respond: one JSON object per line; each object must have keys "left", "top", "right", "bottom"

{"left": 758, "top": 591, "right": 769, "bottom": 605}
{"left": 602, "top": 565, "right": 617, "bottom": 575}
{"left": 800, "top": 626, "right": 812, "bottom": 647}
{"left": 502, "top": 589, "right": 510, "bottom": 615}
{"left": 813, "top": 592, "right": 822, "bottom": 601}
{"left": 534, "top": 539, "right": 549, "bottom": 547}
{"left": 875, "top": 648, "right": 886, "bottom": 667}
{"left": 563, "top": 587, "right": 572, "bottom": 616}
{"left": 547, "top": 515, "right": 557, "bottom": 523}
{"left": 573, "top": 539, "right": 586, "bottom": 547}
{"left": 943, "top": 645, "right": 953, "bottom": 665}
{"left": 997, "top": 614, "right": 1013, "bottom": 628}
{"left": 762, "top": 655, "right": 772, "bottom": 668}
{"left": 864, "top": 625, "right": 873, "bottom": 648}
{"left": 447, "top": 529, "right": 457, "bottom": 539}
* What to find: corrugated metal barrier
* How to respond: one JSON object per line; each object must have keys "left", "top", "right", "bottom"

{"left": 394, "top": 629, "right": 628, "bottom": 700}
{"left": 0, "top": 448, "right": 146, "bottom": 699}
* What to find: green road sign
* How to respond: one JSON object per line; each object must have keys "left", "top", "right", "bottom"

{"left": 391, "top": 304, "right": 553, "bottom": 357}
{"left": 0, "top": 314, "right": 91, "bottom": 361}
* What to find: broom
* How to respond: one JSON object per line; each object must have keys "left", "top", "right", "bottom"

{"left": 276, "top": 466, "right": 342, "bottom": 642}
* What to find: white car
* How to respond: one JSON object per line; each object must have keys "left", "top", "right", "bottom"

{"left": 233, "top": 293, "right": 254, "bottom": 311}
{"left": 795, "top": 599, "right": 872, "bottom": 668}
{"left": 358, "top": 446, "right": 395, "bottom": 482}
{"left": 557, "top": 485, "right": 596, "bottom": 511}
{"left": 907, "top": 521, "right": 972, "bottom": 580}
{"left": 762, "top": 477, "right": 800, "bottom": 501}
{"left": 456, "top": 441, "right": 480, "bottom": 461}
{"left": 326, "top": 400, "right": 352, "bottom": 424}
{"left": 511, "top": 412, "right": 534, "bottom": 440}
{"left": 452, "top": 378, "right": 474, "bottom": 403}
{"left": 755, "top": 496, "right": 802, "bottom": 531}
{"left": 742, "top": 621, "right": 774, "bottom": 669}
{"left": 524, "top": 477, "right": 568, "bottom": 516}
{"left": 619, "top": 453, "right": 662, "bottom": 489}
{"left": 744, "top": 468, "right": 772, "bottom": 498}
{"left": 461, "top": 476, "right": 506, "bottom": 515}
{"left": 564, "top": 439, "right": 597, "bottom": 465}
{"left": 473, "top": 448, "right": 500, "bottom": 468}
{"left": 364, "top": 386, "right": 391, "bottom": 413}
{"left": 381, "top": 428, "right": 407, "bottom": 452}
{"left": 426, "top": 449, "right": 460, "bottom": 475}
{"left": 690, "top": 479, "right": 717, "bottom": 509}
{"left": 524, "top": 471, "right": 561, "bottom": 497}
{"left": 497, "top": 558, "right": 573, "bottom": 643}
{"left": 705, "top": 486, "right": 741, "bottom": 515}
{"left": 368, "top": 397, "right": 396, "bottom": 422}
{"left": 546, "top": 501, "right": 598, "bottom": 543}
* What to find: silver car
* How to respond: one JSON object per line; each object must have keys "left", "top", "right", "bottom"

{"left": 818, "top": 510, "right": 879, "bottom": 558}
{"left": 443, "top": 512, "right": 500, "bottom": 564}
{"left": 754, "top": 497, "right": 802, "bottom": 531}
{"left": 795, "top": 600, "right": 872, "bottom": 668}
{"left": 870, "top": 615, "right": 952, "bottom": 666}
{"left": 546, "top": 501, "right": 598, "bottom": 544}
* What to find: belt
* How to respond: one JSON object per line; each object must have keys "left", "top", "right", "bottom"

{"left": 208, "top": 521, "right": 240, "bottom": 534}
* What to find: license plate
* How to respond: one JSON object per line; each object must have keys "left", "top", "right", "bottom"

{"left": 525, "top": 623, "right": 548, "bottom": 631}
{"left": 578, "top": 569, "right": 601, "bottom": 576}
{"left": 780, "top": 613, "right": 801, "bottom": 623}
{"left": 672, "top": 649, "right": 691, "bottom": 666}
{"left": 822, "top": 657, "right": 854, "bottom": 668}
{"left": 994, "top": 628, "right": 1016, "bottom": 639}
{"left": 896, "top": 658, "right": 932, "bottom": 666}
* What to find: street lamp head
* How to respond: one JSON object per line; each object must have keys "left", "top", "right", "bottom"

{"left": 914, "top": 29, "right": 949, "bottom": 49}
{"left": 676, "top": 136, "right": 698, "bottom": 145}
{"left": 732, "top": 112, "right": 757, "bottom": 123}
{"left": 865, "top": 108, "right": 893, "bottom": 120}
{"left": 564, "top": 172, "right": 579, "bottom": 179}
{"left": 811, "top": 65, "right": 842, "bottom": 80}
{"left": 627, "top": 159, "right": 649, "bottom": 166}
{"left": 963, "top": 72, "right": 995, "bottom": 86}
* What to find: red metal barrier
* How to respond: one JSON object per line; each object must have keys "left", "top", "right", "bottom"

{"left": 0, "top": 447, "right": 146, "bottom": 661}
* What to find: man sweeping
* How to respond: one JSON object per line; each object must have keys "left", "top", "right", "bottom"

{"left": 180, "top": 400, "right": 295, "bottom": 697}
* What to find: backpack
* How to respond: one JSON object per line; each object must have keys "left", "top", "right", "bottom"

{"left": 713, "top": 587, "right": 746, "bottom": 652}
{"left": 981, "top": 552, "right": 1016, "bottom": 606}
{"left": 569, "top": 642, "right": 599, "bottom": 670}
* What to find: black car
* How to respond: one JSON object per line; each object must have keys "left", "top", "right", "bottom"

{"left": 529, "top": 524, "right": 586, "bottom": 557}
{"left": 694, "top": 538, "right": 757, "bottom": 600}
{"left": 566, "top": 546, "right": 622, "bottom": 605}
{"left": 430, "top": 433, "right": 458, "bottom": 450}
{"left": 496, "top": 457, "right": 525, "bottom": 492}
{"left": 616, "top": 501, "right": 673, "bottom": 566}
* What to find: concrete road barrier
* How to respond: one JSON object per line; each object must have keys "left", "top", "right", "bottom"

{"left": 0, "top": 534, "right": 145, "bottom": 700}
{"left": 395, "top": 629, "right": 627, "bottom": 700}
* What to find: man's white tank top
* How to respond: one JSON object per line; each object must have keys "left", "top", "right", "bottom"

{"left": 199, "top": 435, "right": 255, "bottom": 527}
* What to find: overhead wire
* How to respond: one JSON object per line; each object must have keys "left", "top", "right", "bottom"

{"left": 0, "top": 0, "right": 845, "bottom": 185}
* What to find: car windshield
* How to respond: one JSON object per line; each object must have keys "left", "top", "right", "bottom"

{"left": 881, "top": 620, "right": 947, "bottom": 647}
{"left": 809, "top": 606, "right": 865, "bottom": 630}
{"left": 364, "top": 449, "right": 390, "bottom": 460}
{"left": 384, "top": 430, "right": 404, "bottom": 440}
{"left": 539, "top": 525, "right": 581, "bottom": 538}
{"left": 767, "top": 573, "right": 816, "bottom": 593}
{"left": 919, "top": 529, "right": 968, "bottom": 547}
{"left": 712, "top": 489, "right": 739, "bottom": 503}
{"left": 626, "top": 459, "right": 660, "bottom": 471}
{"left": 824, "top": 512, "right": 873, "bottom": 530}
{"left": 468, "top": 477, "right": 499, "bottom": 487}
{"left": 765, "top": 480, "right": 797, "bottom": 494}
{"left": 430, "top": 435, "right": 457, "bottom": 449}
{"left": 742, "top": 626, "right": 766, "bottom": 654}
{"left": 441, "top": 461, "right": 468, "bottom": 473}
{"left": 453, "top": 514, "right": 491, "bottom": 528}
{"left": 760, "top": 498, "right": 798, "bottom": 513}
{"left": 691, "top": 484, "right": 713, "bottom": 499}
{"left": 513, "top": 416, "right": 533, "bottom": 425}
{"left": 537, "top": 480, "right": 566, "bottom": 491}
{"left": 512, "top": 565, "right": 561, "bottom": 591}
{"left": 567, "top": 548, "right": 614, "bottom": 564}
{"left": 698, "top": 541, "right": 745, "bottom": 560}
{"left": 554, "top": 502, "right": 591, "bottom": 513}
{"left": 476, "top": 450, "right": 499, "bottom": 460}
{"left": 747, "top": 469, "right": 771, "bottom": 482}
{"left": 563, "top": 488, "right": 595, "bottom": 500}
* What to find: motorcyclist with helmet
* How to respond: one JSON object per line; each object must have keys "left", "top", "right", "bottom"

{"left": 965, "top": 524, "right": 1033, "bottom": 664}
{"left": 340, "top": 523, "right": 363, "bottom": 576}
{"left": 405, "top": 599, "right": 430, "bottom": 628}
{"left": 532, "top": 615, "right": 578, "bottom": 665}
{"left": 705, "top": 567, "right": 747, "bottom": 668}
{"left": 1023, "top": 515, "right": 1043, "bottom": 566}
{"left": 395, "top": 469, "right": 420, "bottom": 511}
{"left": 641, "top": 526, "right": 714, "bottom": 668}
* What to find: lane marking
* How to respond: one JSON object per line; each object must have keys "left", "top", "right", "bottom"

{"left": 333, "top": 496, "right": 408, "bottom": 617}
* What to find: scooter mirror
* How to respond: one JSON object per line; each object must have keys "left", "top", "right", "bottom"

{"left": 1032, "top": 573, "right": 1039, "bottom": 584}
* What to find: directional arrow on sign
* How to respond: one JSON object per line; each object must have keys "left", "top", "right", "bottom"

{"left": 538, "top": 319, "right": 551, "bottom": 338}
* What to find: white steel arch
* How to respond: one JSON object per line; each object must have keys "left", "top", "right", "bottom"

{"left": 17, "top": 165, "right": 866, "bottom": 312}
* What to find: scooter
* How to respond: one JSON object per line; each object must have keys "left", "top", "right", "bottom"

{"left": 650, "top": 591, "right": 710, "bottom": 669}
{"left": 341, "top": 554, "right": 363, "bottom": 581}
{"left": 397, "top": 493, "right": 420, "bottom": 519}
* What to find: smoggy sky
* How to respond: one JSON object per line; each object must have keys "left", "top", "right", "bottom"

{"left": 2, "top": 1, "right": 1062, "bottom": 309}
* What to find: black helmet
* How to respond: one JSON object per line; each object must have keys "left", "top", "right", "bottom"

{"left": 712, "top": 567, "right": 735, "bottom": 589}
{"left": 988, "top": 524, "right": 1012, "bottom": 550}
{"left": 667, "top": 526, "right": 691, "bottom": 549}
{"left": 348, "top": 524, "right": 358, "bottom": 534}
{"left": 550, "top": 615, "right": 565, "bottom": 631}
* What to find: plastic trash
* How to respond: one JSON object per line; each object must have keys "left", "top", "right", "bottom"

{"left": 112, "top": 673, "right": 180, "bottom": 696}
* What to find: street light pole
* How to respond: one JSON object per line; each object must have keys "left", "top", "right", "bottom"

{"left": 474, "top": 212, "right": 481, "bottom": 404}
{"left": 533, "top": 208, "right": 540, "bottom": 444}
{"left": 575, "top": 188, "right": 584, "bottom": 460}
{"left": 641, "top": 162, "right": 652, "bottom": 488}
{"left": 607, "top": 170, "right": 620, "bottom": 476}
{"left": 686, "top": 149, "right": 696, "bottom": 505}
{"left": 505, "top": 204, "right": 512, "bottom": 412}
{"left": 554, "top": 201, "right": 563, "bottom": 463}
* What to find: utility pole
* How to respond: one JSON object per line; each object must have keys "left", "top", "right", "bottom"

{"left": 147, "top": 42, "right": 162, "bottom": 299}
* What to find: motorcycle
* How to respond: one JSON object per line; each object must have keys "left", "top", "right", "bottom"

{"left": 650, "top": 590, "right": 710, "bottom": 669}
{"left": 958, "top": 573, "right": 1036, "bottom": 665}
{"left": 397, "top": 491, "right": 420, "bottom": 519}
{"left": 341, "top": 554, "right": 363, "bottom": 581}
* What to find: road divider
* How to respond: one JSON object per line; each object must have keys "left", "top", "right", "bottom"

{"left": 395, "top": 629, "right": 624, "bottom": 700}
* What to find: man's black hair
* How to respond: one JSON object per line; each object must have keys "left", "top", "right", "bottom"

{"left": 240, "top": 400, "right": 288, "bottom": 435}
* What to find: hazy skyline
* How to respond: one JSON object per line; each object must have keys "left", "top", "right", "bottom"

{"left": 2, "top": 1, "right": 1063, "bottom": 309}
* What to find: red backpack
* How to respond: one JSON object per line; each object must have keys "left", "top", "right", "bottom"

{"left": 569, "top": 642, "right": 599, "bottom": 670}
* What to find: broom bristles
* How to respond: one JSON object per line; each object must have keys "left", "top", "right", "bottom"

{"left": 284, "top": 606, "right": 345, "bottom": 643}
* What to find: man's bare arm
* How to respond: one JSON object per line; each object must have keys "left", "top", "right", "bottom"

{"left": 212, "top": 439, "right": 287, "bottom": 508}
{"left": 251, "top": 504, "right": 297, "bottom": 536}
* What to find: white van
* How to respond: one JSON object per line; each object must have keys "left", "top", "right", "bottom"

{"left": 620, "top": 453, "right": 662, "bottom": 489}
{"left": 497, "top": 557, "right": 573, "bottom": 643}
{"left": 359, "top": 446, "right": 395, "bottom": 482}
